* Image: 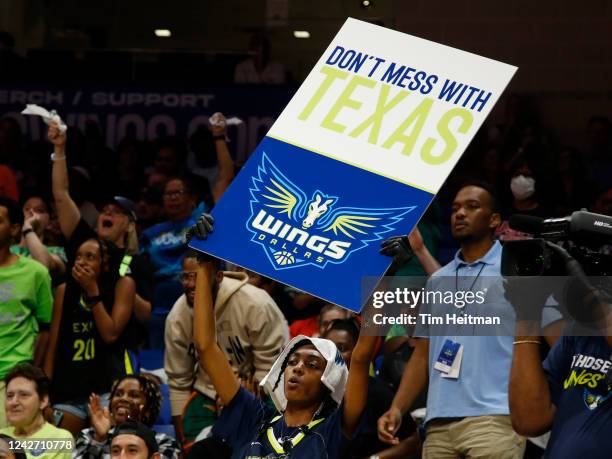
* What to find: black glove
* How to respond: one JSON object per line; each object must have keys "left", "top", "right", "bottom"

{"left": 380, "top": 235, "right": 413, "bottom": 267}
{"left": 186, "top": 213, "right": 214, "bottom": 241}
{"left": 503, "top": 275, "right": 551, "bottom": 322}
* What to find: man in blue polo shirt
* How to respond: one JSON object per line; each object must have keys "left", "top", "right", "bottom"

{"left": 377, "top": 182, "right": 563, "bottom": 459}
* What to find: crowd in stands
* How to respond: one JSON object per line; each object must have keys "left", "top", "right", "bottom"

{"left": 0, "top": 80, "right": 611, "bottom": 459}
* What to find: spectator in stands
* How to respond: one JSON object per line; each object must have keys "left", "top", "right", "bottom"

{"left": 377, "top": 182, "right": 563, "bottom": 458}
{"left": 150, "top": 137, "right": 186, "bottom": 179}
{"left": 193, "top": 257, "right": 377, "bottom": 458}
{"left": 114, "top": 139, "right": 149, "bottom": 200}
{"left": 0, "top": 164, "right": 18, "bottom": 202}
{"left": 11, "top": 195, "right": 66, "bottom": 279}
{"left": 164, "top": 251, "right": 288, "bottom": 451}
{"left": 496, "top": 156, "right": 556, "bottom": 240}
{"left": 49, "top": 121, "right": 153, "bottom": 327}
{"left": 75, "top": 374, "right": 180, "bottom": 458}
{"left": 141, "top": 114, "right": 234, "bottom": 312}
{"left": 0, "top": 197, "right": 53, "bottom": 429}
{"left": 135, "top": 187, "right": 164, "bottom": 234}
{"left": 0, "top": 117, "right": 20, "bottom": 202}
{"left": 141, "top": 177, "right": 202, "bottom": 312}
{"left": 0, "top": 117, "right": 22, "bottom": 178}
{"left": 0, "top": 363, "right": 73, "bottom": 458}
{"left": 110, "top": 421, "right": 160, "bottom": 459}
{"left": 234, "top": 33, "right": 286, "bottom": 85}
{"left": 43, "top": 237, "right": 135, "bottom": 437}
{"left": 0, "top": 433, "right": 27, "bottom": 459}
{"left": 323, "top": 319, "right": 420, "bottom": 459}
{"left": 503, "top": 155, "right": 554, "bottom": 219}
{"left": 289, "top": 303, "right": 351, "bottom": 338}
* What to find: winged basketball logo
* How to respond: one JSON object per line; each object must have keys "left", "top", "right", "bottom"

{"left": 246, "top": 153, "right": 416, "bottom": 270}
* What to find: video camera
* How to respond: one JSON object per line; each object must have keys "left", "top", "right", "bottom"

{"left": 501, "top": 210, "right": 612, "bottom": 277}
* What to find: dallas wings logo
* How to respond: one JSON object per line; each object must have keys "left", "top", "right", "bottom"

{"left": 246, "top": 153, "right": 415, "bottom": 270}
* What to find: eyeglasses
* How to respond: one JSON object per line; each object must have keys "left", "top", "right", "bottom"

{"left": 179, "top": 272, "right": 197, "bottom": 283}
{"left": 163, "top": 189, "right": 187, "bottom": 198}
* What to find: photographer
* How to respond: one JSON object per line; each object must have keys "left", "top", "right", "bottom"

{"left": 508, "top": 245, "right": 611, "bottom": 458}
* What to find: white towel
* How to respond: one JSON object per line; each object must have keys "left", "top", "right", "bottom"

{"left": 260, "top": 335, "right": 348, "bottom": 412}
{"left": 21, "top": 104, "right": 67, "bottom": 133}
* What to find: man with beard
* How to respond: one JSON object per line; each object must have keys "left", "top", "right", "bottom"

{"left": 164, "top": 250, "right": 288, "bottom": 452}
{"left": 49, "top": 122, "right": 153, "bottom": 348}
{"left": 377, "top": 182, "right": 563, "bottom": 459}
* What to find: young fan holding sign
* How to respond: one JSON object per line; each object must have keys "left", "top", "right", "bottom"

{"left": 192, "top": 254, "right": 377, "bottom": 459}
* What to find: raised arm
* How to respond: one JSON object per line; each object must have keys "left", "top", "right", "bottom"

{"left": 90, "top": 276, "right": 135, "bottom": 344}
{"left": 72, "top": 261, "right": 135, "bottom": 344}
{"left": 407, "top": 227, "right": 441, "bottom": 276}
{"left": 21, "top": 212, "right": 65, "bottom": 276}
{"left": 209, "top": 114, "right": 235, "bottom": 203}
{"left": 341, "top": 331, "right": 377, "bottom": 437}
{"left": 380, "top": 227, "right": 441, "bottom": 277}
{"left": 49, "top": 121, "right": 81, "bottom": 239}
{"left": 193, "top": 261, "right": 240, "bottom": 405}
{"left": 509, "top": 321, "right": 556, "bottom": 436}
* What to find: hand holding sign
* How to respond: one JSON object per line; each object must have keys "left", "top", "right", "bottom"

{"left": 189, "top": 18, "right": 516, "bottom": 312}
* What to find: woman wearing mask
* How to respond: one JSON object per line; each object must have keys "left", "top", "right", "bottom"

{"left": 497, "top": 156, "right": 557, "bottom": 241}
{"left": 193, "top": 255, "right": 377, "bottom": 459}
{"left": 75, "top": 374, "right": 180, "bottom": 459}
{"left": 44, "top": 238, "right": 135, "bottom": 438}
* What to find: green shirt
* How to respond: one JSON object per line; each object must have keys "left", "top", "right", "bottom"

{"left": 0, "top": 256, "right": 53, "bottom": 379}
{"left": 10, "top": 245, "right": 67, "bottom": 263}
{"left": 0, "top": 422, "right": 74, "bottom": 459}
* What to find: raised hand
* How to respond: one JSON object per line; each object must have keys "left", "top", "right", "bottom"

{"left": 209, "top": 112, "right": 227, "bottom": 137}
{"left": 72, "top": 263, "right": 98, "bottom": 296}
{"left": 380, "top": 235, "right": 414, "bottom": 267}
{"left": 48, "top": 121, "right": 66, "bottom": 149}
{"left": 23, "top": 209, "right": 43, "bottom": 233}
{"left": 89, "top": 394, "right": 112, "bottom": 442}
{"left": 186, "top": 213, "right": 214, "bottom": 241}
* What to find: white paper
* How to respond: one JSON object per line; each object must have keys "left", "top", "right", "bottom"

{"left": 21, "top": 104, "right": 67, "bottom": 133}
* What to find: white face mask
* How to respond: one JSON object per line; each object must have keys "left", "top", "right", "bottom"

{"left": 510, "top": 175, "right": 536, "bottom": 200}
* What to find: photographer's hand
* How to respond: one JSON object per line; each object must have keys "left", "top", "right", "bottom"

{"left": 503, "top": 276, "right": 549, "bottom": 325}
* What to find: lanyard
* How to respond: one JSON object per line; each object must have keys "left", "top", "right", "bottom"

{"left": 455, "top": 263, "right": 486, "bottom": 294}
{"left": 119, "top": 254, "right": 133, "bottom": 276}
{"left": 454, "top": 262, "right": 486, "bottom": 315}
{"left": 266, "top": 415, "right": 325, "bottom": 455}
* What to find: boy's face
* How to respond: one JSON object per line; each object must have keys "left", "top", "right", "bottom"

{"left": 110, "top": 435, "right": 155, "bottom": 459}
